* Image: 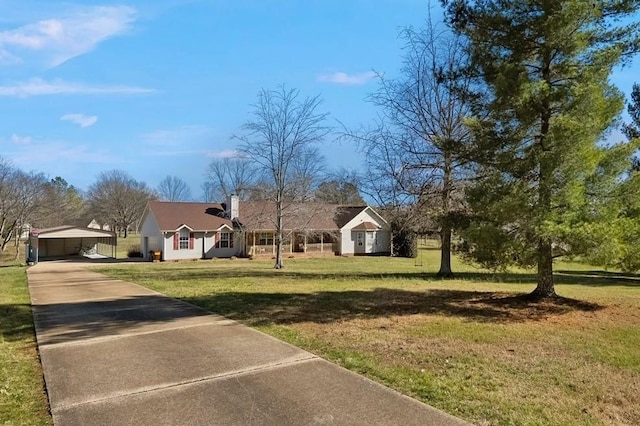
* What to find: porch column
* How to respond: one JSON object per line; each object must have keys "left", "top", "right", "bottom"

{"left": 320, "top": 232, "right": 324, "bottom": 253}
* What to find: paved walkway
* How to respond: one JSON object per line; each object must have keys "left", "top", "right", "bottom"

{"left": 27, "top": 261, "right": 469, "bottom": 426}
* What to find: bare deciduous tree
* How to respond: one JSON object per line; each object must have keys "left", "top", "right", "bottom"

{"left": 314, "top": 168, "right": 365, "bottom": 205}
{"left": 205, "top": 157, "right": 258, "bottom": 201}
{"left": 235, "top": 86, "right": 330, "bottom": 269}
{"left": 288, "top": 146, "right": 325, "bottom": 202}
{"left": 87, "top": 170, "right": 156, "bottom": 237}
{"left": 354, "top": 17, "right": 472, "bottom": 277}
{"left": 0, "top": 157, "right": 49, "bottom": 258}
{"left": 157, "top": 175, "right": 192, "bottom": 201}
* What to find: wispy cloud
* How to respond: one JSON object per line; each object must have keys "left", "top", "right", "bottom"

{"left": 141, "top": 125, "right": 212, "bottom": 147}
{"left": 10, "top": 133, "right": 32, "bottom": 144}
{"left": 317, "top": 71, "right": 377, "bottom": 85}
{"left": 1, "top": 134, "right": 115, "bottom": 166}
{"left": 0, "top": 78, "right": 154, "bottom": 97}
{"left": 60, "top": 113, "right": 98, "bottom": 128}
{"left": 0, "top": 5, "right": 137, "bottom": 67}
{"left": 206, "top": 149, "right": 241, "bottom": 159}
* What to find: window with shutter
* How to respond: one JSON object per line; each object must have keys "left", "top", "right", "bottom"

{"left": 220, "top": 232, "right": 229, "bottom": 248}
{"left": 179, "top": 230, "right": 189, "bottom": 249}
{"left": 173, "top": 233, "right": 179, "bottom": 250}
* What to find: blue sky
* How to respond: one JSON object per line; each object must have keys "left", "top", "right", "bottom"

{"left": 1, "top": 1, "right": 638, "bottom": 199}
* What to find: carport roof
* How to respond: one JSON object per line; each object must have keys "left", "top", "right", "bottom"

{"left": 33, "top": 226, "right": 115, "bottom": 239}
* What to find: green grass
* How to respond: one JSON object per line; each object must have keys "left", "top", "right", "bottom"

{"left": 0, "top": 264, "right": 52, "bottom": 425}
{"left": 115, "top": 233, "right": 141, "bottom": 259}
{"left": 97, "top": 251, "right": 640, "bottom": 425}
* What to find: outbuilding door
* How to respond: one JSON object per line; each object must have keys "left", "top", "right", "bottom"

{"left": 355, "top": 231, "right": 365, "bottom": 254}
{"left": 366, "top": 231, "right": 376, "bottom": 253}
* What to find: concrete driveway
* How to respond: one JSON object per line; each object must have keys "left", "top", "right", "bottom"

{"left": 27, "top": 260, "right": 469, "bottom": 425}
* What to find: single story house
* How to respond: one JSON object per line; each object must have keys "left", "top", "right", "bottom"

{"left": 140, "top": 197, "right": 391, "bottom": 261}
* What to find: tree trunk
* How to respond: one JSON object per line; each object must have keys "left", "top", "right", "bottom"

{"left": 13, "top": 233, "right": 21, "bottom": 261}
{"left": 531, "top": 237, "right": 556, "bottom": 298}
{"left": 530, "top": 61, "right": 556, "bottom": 299}
{"left": 274, "top": 197, "right": 284, "bottom": 269}
{"left": 437, "top": 226, "right": 454, "bottom": 277}
{"left": 437, "top": 151, "right": 454, "bottom": 278}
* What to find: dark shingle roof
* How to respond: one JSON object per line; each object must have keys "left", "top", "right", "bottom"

{"left": 237, "top": 202, "right": 368, "bottom": 231}
{"left": 146, "top": 201, "right": 373, "bottom": 232}
{"left": 147, "top": 201, "right": 232, "bottom": 231}
{"left": 334, "top": 206, "right": 368, "bottom": 228}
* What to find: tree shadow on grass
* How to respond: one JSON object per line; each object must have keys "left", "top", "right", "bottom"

{"left": 0, "top": 303, "right": 37, "bottom": 343}
{"left": 182, "top": 288, "right": 603, "bottom": 327}
{"left": 104, "top": 266, "right": 640, "bottom": 288}
{"left": 555, "top": 270, "right": 640, "bottom": 286}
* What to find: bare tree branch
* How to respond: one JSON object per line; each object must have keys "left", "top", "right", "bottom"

{"left": 234, "top": 86, "right": 331, "bottom": 269}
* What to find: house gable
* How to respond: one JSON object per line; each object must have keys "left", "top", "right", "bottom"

{"left": 340, "top": 206, "right": 389, "bottom": 231}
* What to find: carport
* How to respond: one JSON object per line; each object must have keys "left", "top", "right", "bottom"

{"left": 27, "top": 226, "right": 117, "bottom": 263}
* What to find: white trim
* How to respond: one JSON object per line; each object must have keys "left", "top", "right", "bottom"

{"left": 340, "top": 206, "right": 389, "bottom": 231}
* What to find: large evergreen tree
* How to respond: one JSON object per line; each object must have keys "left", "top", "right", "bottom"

{"left": 443, "top": 1, "right": 640, "bottom": 298}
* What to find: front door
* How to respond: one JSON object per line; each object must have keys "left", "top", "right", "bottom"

{"left": 366, "top": 231, "right": 376, "bottom": 253}
{"left": 355, "top": 231, "right": 365, "bottom": 254}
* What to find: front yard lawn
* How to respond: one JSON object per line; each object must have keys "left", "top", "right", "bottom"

{"left": 98, "top": 252, "right": 640, "bottom": 425}
{"left": 0, "top": 263, "right": 51, "bottom": 425}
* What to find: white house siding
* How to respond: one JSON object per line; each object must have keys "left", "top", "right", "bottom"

{"left": 340, "top": 228, "right": 356, "bottom": 255}
{"left": 162, "top": 231, "right": 202, "bottom": 260}
{"left": 161, "top": 231, "right": 242, "bottom": 260}
{"left": 140, "top": 211, "right": 163, "bottom": 255}
{"left": 205, "top": 231, "right": 242, "bottom": 258}
{"left": 375, "top": 229, "right": 391, "bottom": 254}
{"left": 339, "top": 208, "right": 391, "bottom": 255}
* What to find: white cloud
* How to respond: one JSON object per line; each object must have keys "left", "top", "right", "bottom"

{"left": 10, "top": 133, "right": 32, "bottom": 144}
{"left": 0, "top": 78, "right": 154, "bottom": 97}
{"left": 317, "top": 71, "right": 377, "bottom": 85}
{"left": 60, "top": 113, "right": 98, "bottom": 128}
{"left": 1, "top": 134, "right": 115, "bottom": 167}
{"left": 206, "top": 149, "right": 241, "bottom": 159}
{"left": 0, "top": 5, "right": 137, "bottom": 67}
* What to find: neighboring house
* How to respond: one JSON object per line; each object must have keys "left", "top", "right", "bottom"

{"left": 86, "top": 219, "right": 111, "bottom": 231}
{"left": 140, "top": 197, "right": 391, "bottom": 261}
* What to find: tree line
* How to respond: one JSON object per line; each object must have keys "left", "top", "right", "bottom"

{"left": 0, "top": 148, "right": 364, "bottom": 261}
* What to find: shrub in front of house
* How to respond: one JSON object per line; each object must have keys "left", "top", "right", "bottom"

{"left": 393, "top": 230, "right": 418, "bottom": 258}
{"left": 127, "top": 245, "right": 143, "bottom": 258}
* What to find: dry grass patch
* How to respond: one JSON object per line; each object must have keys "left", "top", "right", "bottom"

{"left": 98, "top": 253, "right": 640, "bottom": 425}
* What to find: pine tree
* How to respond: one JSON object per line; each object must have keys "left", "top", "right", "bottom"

{"left": 443, "top": 1, "right": 640, "bottom": 298}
